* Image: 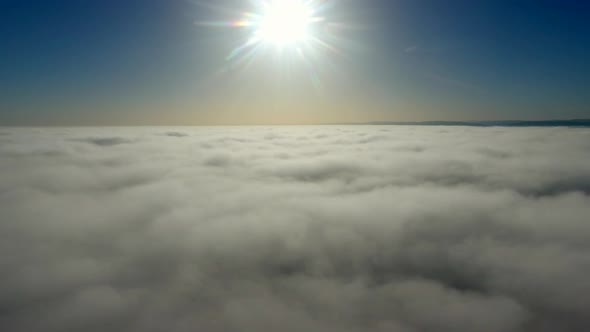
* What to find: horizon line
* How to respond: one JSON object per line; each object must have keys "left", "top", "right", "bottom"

{"left": 2, "top": 119, "right": 590, "bottom": 128}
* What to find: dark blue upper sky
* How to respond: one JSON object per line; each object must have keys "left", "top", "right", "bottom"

{"left": 1, "top": 0, "right": 589, "bottom": 124}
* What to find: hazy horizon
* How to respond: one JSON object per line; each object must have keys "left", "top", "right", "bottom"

{"left": 2, "top": 118, "right": 590, "bottom": 127}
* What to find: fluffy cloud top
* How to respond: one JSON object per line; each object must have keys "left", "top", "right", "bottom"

{"left": 1, "top": 126, "right": 590, "bottom": 332}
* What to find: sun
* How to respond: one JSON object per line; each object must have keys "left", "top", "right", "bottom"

{"left": 208, "top": 0, "right": 344, "bottom": 85}
{"left": 255, "top": 0, "right": 315, "bottom": 46}
{"left": 231, "top": 0, "right": 324, "bottom": 49}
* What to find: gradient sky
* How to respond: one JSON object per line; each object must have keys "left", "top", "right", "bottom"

{"left": 1, "top": 0, "right": 589, "bottom": 125}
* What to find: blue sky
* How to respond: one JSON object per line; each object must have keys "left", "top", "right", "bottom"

{"left": 1, "top": 0, "right": 589, "bottom": 125}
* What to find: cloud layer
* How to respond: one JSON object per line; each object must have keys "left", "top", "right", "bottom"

{"left": 1, "top": 126, "right": 590, "bottom": 332}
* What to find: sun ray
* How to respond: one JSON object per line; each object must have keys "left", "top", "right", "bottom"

{"left": 194, "top": 0, "right": 354, "bottom": 91}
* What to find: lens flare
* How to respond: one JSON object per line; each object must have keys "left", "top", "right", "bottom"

{"left": 196, "top": 0, "right": 349, "bottom": 90}
{"left": 230, "top": 0, "right": 328, "bottom": 54}
{"left": 255, "top": 0, "right": 316, "bottom": 45}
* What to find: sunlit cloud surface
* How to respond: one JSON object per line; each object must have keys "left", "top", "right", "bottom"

{"left": 1, "top": 126, "right": 590, "bottom": 331}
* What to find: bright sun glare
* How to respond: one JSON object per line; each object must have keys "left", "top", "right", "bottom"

{"left": 207, "top": 0, "right": 343, "bottom": 86}
{"left": 256, "top": 0, "right": 315, "bottom": 45}
{"left": 231, "top": 0, "right": 324, "bottom": 49}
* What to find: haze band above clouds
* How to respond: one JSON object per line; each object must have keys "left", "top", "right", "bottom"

{"left": 1, "top": 126, "right": 590, "bottom": 332}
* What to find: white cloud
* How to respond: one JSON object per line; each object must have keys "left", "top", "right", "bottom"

{"left": 1, "top": 126, "right": 590, "bottom": 331}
